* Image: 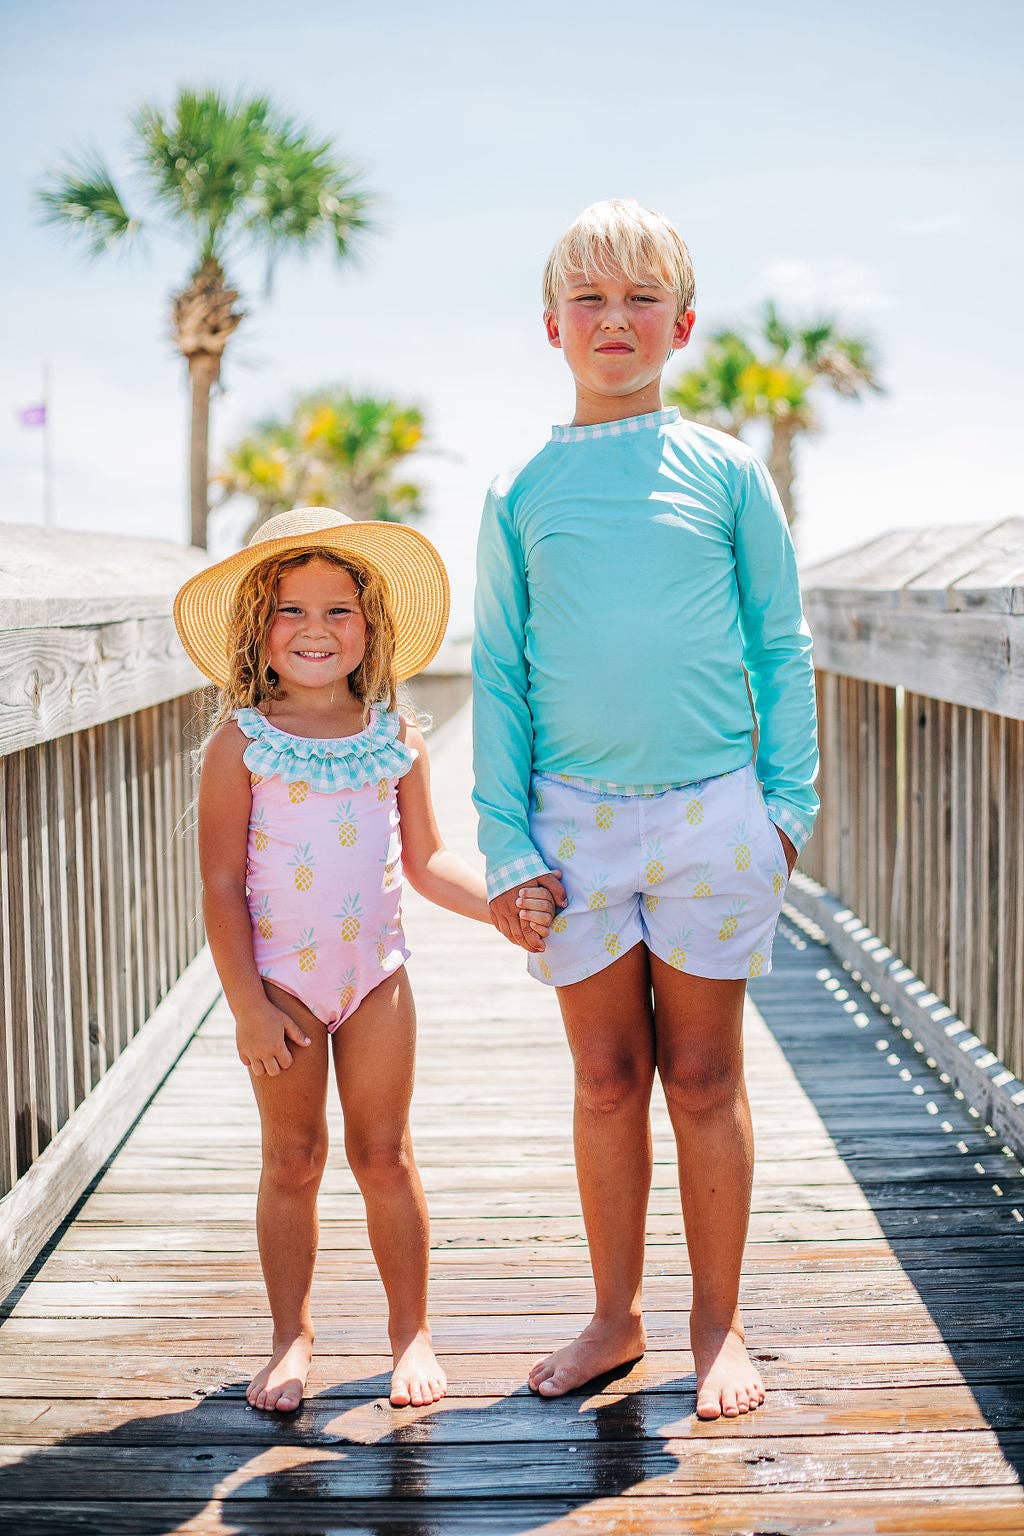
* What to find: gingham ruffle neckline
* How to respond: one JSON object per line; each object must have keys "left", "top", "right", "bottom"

{"left": 234, "top": 707, "right": 416, "bottom": 793}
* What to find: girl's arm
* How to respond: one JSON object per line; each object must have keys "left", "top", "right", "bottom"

{"left": 397, "top": 720, "right": 554, "bottom": 939}
{"left": 198, "top": 723, "right": 311, "bottom": 1074}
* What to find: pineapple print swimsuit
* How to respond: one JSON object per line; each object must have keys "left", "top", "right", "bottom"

{"left": 236, "top": 707, "right": 416, "bottom": 1031}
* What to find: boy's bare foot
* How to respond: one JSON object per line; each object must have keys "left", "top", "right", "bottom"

{"left": 390, "top": 1327, "right": 447, "bottom": 1407}
{"left": 528, "top": 1315, "right": 647, "bottom": 1397}
{"left": 690, "top": 1314, "right": 765, "bottom": 1419}
{"left": 247, "top": 1330, "right": 313, "bottom": 1412}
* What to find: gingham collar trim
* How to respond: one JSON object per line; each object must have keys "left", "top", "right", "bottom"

{"left": 551, "top": 407, "right": 681, "bottom": 443}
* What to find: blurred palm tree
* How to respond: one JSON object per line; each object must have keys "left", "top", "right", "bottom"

{"left": 36, "top": 88, "right": 373, "bottom": 548}
{"left": 667, "top": 301, "right": 883, "bottom": 528}
{"left": 215, "top": 389, "right": 428, "bottom": 540}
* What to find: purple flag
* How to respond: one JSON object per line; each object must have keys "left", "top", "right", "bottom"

{"left": 18, "top": 403, "right": 46, "bottom": 427}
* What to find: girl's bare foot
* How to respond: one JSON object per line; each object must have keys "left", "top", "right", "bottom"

{"left": 247, "top": 1331, "right": 314, "bottom": 1412}
{"left": 528, "top": 1315, "right": 647, "bottom": 1397}
{"left": 690, "top": 1313, "right": 765, "bottom": 1419}
{"left": 390, "top": 1327, "right": 447, "bottom": 1407}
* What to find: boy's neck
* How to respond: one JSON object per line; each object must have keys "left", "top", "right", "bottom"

{"left": 570, "top": 377, "right": 666, "bottom": 428}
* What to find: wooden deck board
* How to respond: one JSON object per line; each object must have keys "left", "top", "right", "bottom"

{"left": 1, "top": 704, "right": 1022, "bottom": 1534}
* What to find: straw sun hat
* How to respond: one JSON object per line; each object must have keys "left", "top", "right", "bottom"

{"left": 173, "top": 507, "right": 451, "bottom": 688}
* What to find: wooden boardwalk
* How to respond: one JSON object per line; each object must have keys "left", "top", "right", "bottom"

{"left": 1, "top": 706, "right": 1023, "bottom": 1534}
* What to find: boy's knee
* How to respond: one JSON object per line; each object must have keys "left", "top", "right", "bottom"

{"left": 262, "top": 1133, "right": 328, "bottom": 1188}
{"left": 576, "top": 1055, "right": 653, "bottom": 1116}
{"left": 659, "top": 1052, "right": 741, "bottom": 1116}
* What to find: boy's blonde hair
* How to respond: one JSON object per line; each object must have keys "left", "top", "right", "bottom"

{"left": 208, "top": 548, "right": 398, "bottom": 734}
{"left": 542, "top": 199, "right": 696, "bottom": 317}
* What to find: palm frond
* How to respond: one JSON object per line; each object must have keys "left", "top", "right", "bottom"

{"left": 35, "top": 152, "right": 139, "bottom": 257}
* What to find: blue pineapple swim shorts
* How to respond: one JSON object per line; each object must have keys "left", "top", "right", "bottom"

{"left": 525, "top": 761, "right": 790, "bottom": 987}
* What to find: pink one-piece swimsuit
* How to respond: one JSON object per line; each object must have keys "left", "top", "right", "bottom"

{"left": 236, "top": 706, "right": 417, "bottom": 1030}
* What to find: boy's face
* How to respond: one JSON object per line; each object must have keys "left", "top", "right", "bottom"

{"left": 545, "top": 269, "right": 695, "bottom": 403}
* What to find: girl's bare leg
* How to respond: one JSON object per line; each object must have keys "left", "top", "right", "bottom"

{"left": 649, "top": 956, "right": 765, "bottom": 1420}
{"left": 529, "top": 942, "right": 656, "bottom": 1396}
{"left": 246, "top": 980, "right": 330, "bottom": 1411}
{"left": 332, "top": 966, "right": 446, "bottom": 1408}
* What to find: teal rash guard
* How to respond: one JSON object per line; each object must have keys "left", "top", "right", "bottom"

{"left": 471, "top": 406, "right": 820, "bottom": 900}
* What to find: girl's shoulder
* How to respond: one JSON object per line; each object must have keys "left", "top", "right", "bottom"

{"left": 234, "top": 705, "right": 417, "bottom": 792}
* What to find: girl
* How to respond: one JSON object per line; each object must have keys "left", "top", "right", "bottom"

{"left": 174, "top": 507, "right": 554, "bottom": 1413}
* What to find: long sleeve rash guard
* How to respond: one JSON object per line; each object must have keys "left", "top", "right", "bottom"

{"left": 471, "top": 407, "right": 819, "bottom": 899}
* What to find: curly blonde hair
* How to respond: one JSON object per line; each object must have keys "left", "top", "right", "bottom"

{"left": 207, "top": 548, "right": 398, "bottom": 735}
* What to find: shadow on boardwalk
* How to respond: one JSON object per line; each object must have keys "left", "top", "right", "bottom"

{"left": 751, "top": 923, "right": 1024, "bottom": 1486}
{"left": 0, "top": 1371, "right": 684, "bottom": 1534}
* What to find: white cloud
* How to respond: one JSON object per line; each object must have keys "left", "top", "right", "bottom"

{"left": 898, "top": 213, "right": 963, "bottom": 236}
{"left": 752, "top": 259, "right": 896, "bottom": 316}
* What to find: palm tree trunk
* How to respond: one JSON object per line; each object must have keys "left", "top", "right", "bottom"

{"left": 768, "top": 421, "right": 798, "bottom": 529}
{"left": 188, "top": 354, "right": 219, "bottom": 549}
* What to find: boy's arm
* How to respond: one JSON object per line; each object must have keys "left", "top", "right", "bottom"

{"left": 733, "top": 454, "right": 820, "bottom": 856}
{"left": 471, "top": 483, "right": 551, "bottom": 899}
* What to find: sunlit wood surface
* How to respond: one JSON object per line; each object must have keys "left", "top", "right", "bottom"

{"left": 1, "top": 708, "right": 1022, "bottom": 1534}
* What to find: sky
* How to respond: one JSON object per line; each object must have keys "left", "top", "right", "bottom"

{"left": 2, "top": 0, "right": 1022, "bottom": 636}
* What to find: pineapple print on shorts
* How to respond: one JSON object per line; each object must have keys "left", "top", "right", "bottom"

{"left": 644, "top": 892, "right": 659, "bottom": 914}
{"left": 289, "top": 842, "right": 316, "bottom": 891}
{"left": 748, "top": 948, "right": 767, "bottom": 977}
{"left": 598, "top": 907, "right": 623, "bottom": 959}
{"left": 297, "top": 927, "right": 319, "bottom": 972}
{"left": 253, "top": 894, "right": 273, "bottom": 940}
{"left": 730, "top": 821, "right": 752, "bottom": 872}
{"left": 667, "top": 924, "right": 695, "bottom": 972}
{"left": 692, "top": 861, "right": 713, "bottom": 898}
{"left": 717, "top": 899, "right": 749, "bottom": 942}
{"left": 586, "top": 870, "right": 610, "bottom": 912}
{"left": 643, "top": 835, "right": 666, "bottom": 887}
{"left": 595, "top": 800, "right": 615, "bottom": 830}
{"left": 250, "top": 806, "right": 270, "bottom": 851}
{"left": 337, "top": 894, "right": 364, "bottom": 942}
{"left": 557, "top": 819, "right": 579, "bottom": 861}
{"left": 333, "top": 800, "right": 359, "bottom": 847}
{"left": 684, "top": 790, "right": 704, "bottom": 826}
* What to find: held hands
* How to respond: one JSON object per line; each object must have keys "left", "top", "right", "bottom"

{"left": 236, "top": 1001, "right": 311, "bottom": 1077}
{"left": 490, "top": 871, "right": 568, "bottom": 953}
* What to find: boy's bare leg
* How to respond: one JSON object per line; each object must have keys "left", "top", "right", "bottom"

{"left": 649, "top": 955, "right": 765, "bottom": 1419}
{"left": 529, "top": 942, "right": 655, "bottom": 1396}
{"left": 247, "top": 980, "right": 330, "bottom": 1411}
{"left": 332, "top": 966, "right": 446, "bottom": 1408}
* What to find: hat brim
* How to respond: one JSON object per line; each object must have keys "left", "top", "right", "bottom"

{"left": 173, "top": 521, "right": 450, "bottom": 687}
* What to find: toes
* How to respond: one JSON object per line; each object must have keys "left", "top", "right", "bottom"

{"left": 538, "top": 1368, "right": 570, "bottom": 1397}
{"left": 390, "top": 1376, "right": 412, "bottom": 1407}
{"left": 695, "top": 1391, "right": 721, "bottom": 1420}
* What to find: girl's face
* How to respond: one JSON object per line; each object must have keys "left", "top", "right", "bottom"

{"left": 266, "top": 557, "right": 367, "bottom": 695}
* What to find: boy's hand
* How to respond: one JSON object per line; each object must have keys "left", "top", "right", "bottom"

{"left": 490, "top": 870, "right": 567, "bottom": 953}
{"left": 236, "top": 1002, "right": 311, "bottom": 1077}
{"left": 517, "top": 883, "right": 557, "bottom": 944}
{"left": 773, "top": 825, "right": 798, "bottom": 877}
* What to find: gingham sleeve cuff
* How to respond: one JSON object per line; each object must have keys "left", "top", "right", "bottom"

{"left": 765, "top": 802, "right": 814, "bottom": 856}
{"left": 486, "top": 851, "right": 551, "bottom": 902}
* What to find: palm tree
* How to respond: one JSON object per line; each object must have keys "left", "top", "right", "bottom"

{"left": 667, "top": 302, "right": 883, "bottom": 528}
{"left": 36, "top": 89, "right": 373, "bottom": 548}
{"left": 214, "top": 388, "right": 428, "bottom": 540}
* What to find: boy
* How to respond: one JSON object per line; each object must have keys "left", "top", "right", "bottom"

{"left": 471, "top": 200, "right": 818, "bottom": 1419}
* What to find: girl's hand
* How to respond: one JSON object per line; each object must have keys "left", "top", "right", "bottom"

{"left": 236, "top": 1002, "right": 311, "bottom": 1077}
{"left": 490, "top": 871, "right": 567, "bottom": 953}
{"left": 517, "top": 884, "right": 556, "bottom": 944}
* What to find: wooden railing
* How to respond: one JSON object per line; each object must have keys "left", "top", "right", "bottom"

{"left": 798, "top": 518, "right": 1024, "bottom": 1084}
{"left": 0, "top": 525, "right": 221, "bottom": 1288}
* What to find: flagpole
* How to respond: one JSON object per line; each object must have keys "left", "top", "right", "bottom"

{"left": 42, "top": 361, "right": 54, "bottom": 528}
